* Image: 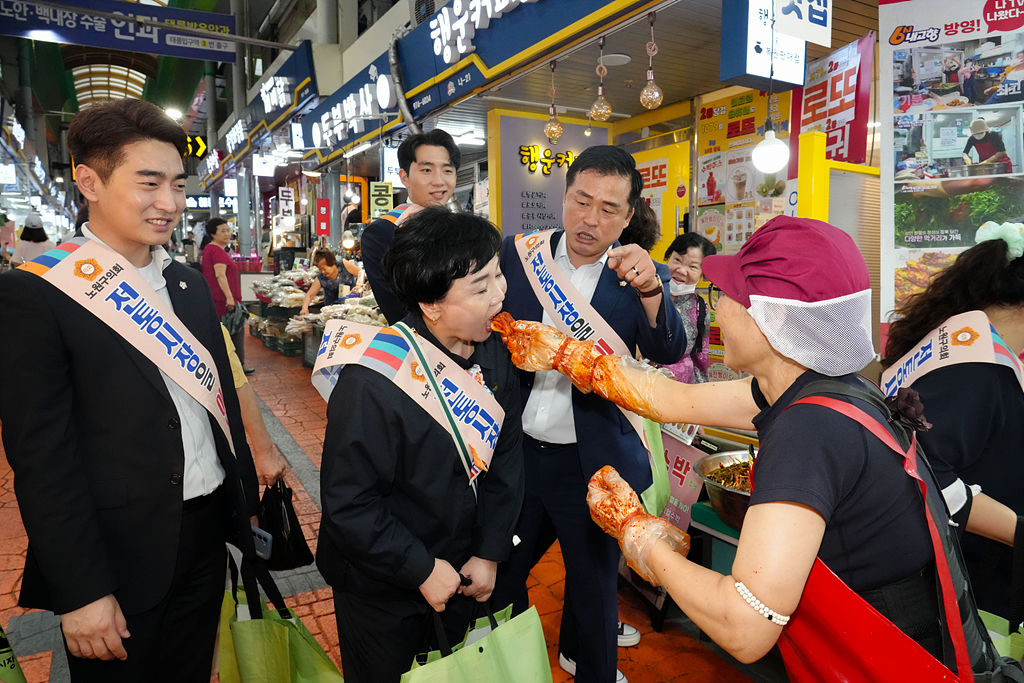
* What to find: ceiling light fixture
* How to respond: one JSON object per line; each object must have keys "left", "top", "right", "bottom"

{"left": 590, "top": 37, "right": 612, "bottom": 122}
{"left": 544, "top": 61, "right": 563, "bottom": 144}
{"left": 752, "top": 7, "right": 790, "bottom": 174}
{"left": 639, "top": 13, "right": 664, "bottom": 110}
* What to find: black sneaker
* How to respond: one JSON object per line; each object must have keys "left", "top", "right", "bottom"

{"left": 243, "top": 367, "right": 257, "bottom": 376}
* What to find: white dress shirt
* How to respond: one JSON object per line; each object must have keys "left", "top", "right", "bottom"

{"left": 83, "top": 225, "right": 226, "bottom": 499}
{"left": 521, "top": 235, "right": 609, "bottom": 444}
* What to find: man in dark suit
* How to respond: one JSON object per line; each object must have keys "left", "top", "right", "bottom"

{"left": 0, "top": 99, "right": 259, "bottom": 682}
{"left": 492, "top": 146, "right": 685, "bottom": 683}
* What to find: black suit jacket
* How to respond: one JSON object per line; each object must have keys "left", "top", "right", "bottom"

{"left": 0, "top": 259, "right": 259, "bottom": 616}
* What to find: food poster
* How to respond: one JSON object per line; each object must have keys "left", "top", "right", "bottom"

{"left": 800, "top": 32, "right": 875, "bottom": 164}
{"left": 697, "top": 89, "right": 793, "bottom": 157}
{"left": 696, "top": 205, "right": 725, "bottom": 251}
{"left": 698, "top": 152, "right": 725, "bottom": 206}
{"left": 662, "top": 430, "right": 706, "bottom": 534}
{"left": 882, "top": 0, "right": 1024, "bottom": 324}
{"left": 633, "top": 141, "right": 690, "bottom": 262}
{"left": 723, "top": 201, "right": 758, "bottom": 254}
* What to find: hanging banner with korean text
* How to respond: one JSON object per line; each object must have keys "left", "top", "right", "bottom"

{"left": 881, "top": 0, "right": 1024, "bottom": 344}
{"left": 315, "top": 198, "right": 330, "bottom": 237}
{"left": 774, "top": 0, "right": 832, "bottom": 48}
{"left": 0, "top": 0, "right": 235, "bottom": 62}
{"left": 800, "top": 32, "right": 874, "bottom": 164}
{"left": 698, "top": 90, "right": 793, "bottom": 157}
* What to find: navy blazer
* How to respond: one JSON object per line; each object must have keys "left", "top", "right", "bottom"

{"left": 499, "top": 231, "right": 686, "bottom": 490}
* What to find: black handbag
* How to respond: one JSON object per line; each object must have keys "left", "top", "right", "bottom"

{"left": 258, "top": 480, "right": 315, "bottom": 570}
{"left": 221, "top": 303, "right": 248, "bottom": 336}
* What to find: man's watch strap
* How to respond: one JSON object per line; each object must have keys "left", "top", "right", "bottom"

{"left": 637, "top": 279, "right": 665, "bottom": 298}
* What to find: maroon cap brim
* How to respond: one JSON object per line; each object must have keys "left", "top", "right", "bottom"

{"left": 702, "top": 253, "right": 750, "bottom": 308}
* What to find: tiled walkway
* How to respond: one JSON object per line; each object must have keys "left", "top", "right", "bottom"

{"left": 0, "top": 328, "right": 762, "bottom": 683}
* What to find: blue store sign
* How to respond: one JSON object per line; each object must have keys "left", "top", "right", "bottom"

{"left": 0, "top": 0, "right": 236, "bottom": 62}
{"left": 201, "top": 41, "right": 318, "bottom": 187}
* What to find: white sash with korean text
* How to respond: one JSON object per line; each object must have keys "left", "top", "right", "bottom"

{"left": 514, "top": 230, "right": 655, "bottom": 469}
{"left": 20, "top": 238, "right": 235, "bottom": 453}
{"left": 881, "top": 310, "right": 1024, "bottom": 397}
{"left": 311, "top": 319, "right": 504, "bottom": 487}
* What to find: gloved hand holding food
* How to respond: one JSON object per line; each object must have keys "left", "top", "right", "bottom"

{"left": 491, "top": 313, "right": 673, "bottom": 421}
{"left": 587, "top": 466, "right": 690, "bottom": 585}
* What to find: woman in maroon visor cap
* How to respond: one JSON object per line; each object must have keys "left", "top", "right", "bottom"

{"left": 495, "top": 216, "right": 1024, "bottom": 683}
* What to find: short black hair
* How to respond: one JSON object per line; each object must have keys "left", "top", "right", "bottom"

{"left": 383, "top": 207, "right": 500, "bottom": 310}
{"left": 565, "top": 145, "right": 643, "bottom": 206}
{"left": 20, "top": 226, "right": 49, "bottom": 243}
{"left": 397, "top": 129, "right": 461, "bottom": 174}
{"left": 664, "top": 232, "right": 717, "bottom": 261}
{"left": 206, "top": 217, "right": 228, "bottom": 234}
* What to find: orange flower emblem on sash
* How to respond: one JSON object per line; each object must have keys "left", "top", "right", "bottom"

{"left": 410, "top": 360, "right": 427, "bottom": 382}
{"left": 73, "top": 259, "right": 102, "bottom": 281}
{"left": 951, "top": 327, "right": 980, "bottom": 347}
{"left": 339, "top": 333, "right": 362, "bottom": 349}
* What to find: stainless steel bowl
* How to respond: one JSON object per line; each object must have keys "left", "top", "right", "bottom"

{"left": 696, "top": 450, "right": 754, "bottom": 531}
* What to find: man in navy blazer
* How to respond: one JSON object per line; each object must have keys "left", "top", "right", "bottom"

{"left": 492, "top": 146, "right": 685, "bottom": 683}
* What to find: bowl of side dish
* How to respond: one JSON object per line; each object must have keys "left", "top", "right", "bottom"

{"left": 696, "top": 450, "right": 756, "bottom": 531}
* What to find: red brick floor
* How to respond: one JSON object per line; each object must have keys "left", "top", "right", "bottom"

{"left": 0, "top": 330, "right": 754, "bottom": 683}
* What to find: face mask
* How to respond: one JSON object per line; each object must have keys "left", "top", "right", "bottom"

{"left": 670, "top": 281, "right": 697, "bottom": 296}
{"left": 973, "top": 133, "right": 986, "bottom": 140}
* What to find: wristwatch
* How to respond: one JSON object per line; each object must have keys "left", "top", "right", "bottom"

{"left": 637, "top": 279, "right": 664, "bottom": 298}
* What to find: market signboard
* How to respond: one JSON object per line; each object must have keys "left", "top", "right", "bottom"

{"left": 0, "top": 0, "right": 236, "bottom": 62}
{"left": 799, "top": 32, "right": 875, "bottom": 164}
{"left": 881, "top": 0, "right": 1024, "bottom": 328}
{"left": 774, "top": 0, "right": 832, "bottom": 48}
{"left": 490, "top": 110, "right": 609, "bottom": 238}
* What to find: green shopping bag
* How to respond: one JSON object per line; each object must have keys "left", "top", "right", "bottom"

{"left": 219, "top": 553, "right": 343, "bottom": 683}
{"left": 407, "top": 602, "right": 515, "bottom": 670}
{"left": 980, "top": 610, "right": 1024, "bottom": 661}
{"left": 640, "top": 419, "right": 670, "bottom": 517}
{"left": 400, "top": 606, "right": 552, "bottom": 683}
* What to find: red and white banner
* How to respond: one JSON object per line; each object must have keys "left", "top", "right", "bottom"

{"left": 799, "top": 32, "right": 874, "bottom": 164}
{"left": 315, "top": 197, "right": 330, "bottom": 237}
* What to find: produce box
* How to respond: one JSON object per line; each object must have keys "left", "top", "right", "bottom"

{"left": 279, "top": 339, "right": 303, "bottom": 357}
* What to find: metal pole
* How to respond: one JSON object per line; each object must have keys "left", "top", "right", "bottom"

{"left": 205, "top": 61, "right": 220, "bottom": 219}
{"left": 230, "top": 0, "right": 251, "bottom": 258}
{"left": 26, "top": 0, "right": 296, "bottom": 51}
{"left": 325, "top": 171, "right": 342, "bottom": 251}
{"left": 17, "top": 40, "right": 35, "bottom": 151}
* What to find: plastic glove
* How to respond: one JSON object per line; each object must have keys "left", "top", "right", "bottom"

{"left": 588, "top": 466, "right": 690, "bottom": 586}
{"left": 490, "top": 312, "right": 567, "bottom": 372}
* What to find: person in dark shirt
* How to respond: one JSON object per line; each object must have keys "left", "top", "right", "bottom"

{"left": 299, "top": 249, "right": 359, "bottom": 315}
{"left": 361, "top": 129, "right": 461, "bottom": 324}
{"left": 496, "top": 216, "right": 1020, "bottom": 680}
{"left": 317, "top": 208, "right": 523, "bottom": 683}
{"left": 883, "top": 230, "right": 1024, "bottom": 620}
{"left": 962, "top": 118, "right": 1012, "bottom": 171}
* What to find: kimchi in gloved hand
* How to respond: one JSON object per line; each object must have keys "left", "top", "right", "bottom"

{"left": 490, "top": 312, "right": 673, "bottom": 421}
{"left": 588, "top": 466, "right": 690, "bottom": 586}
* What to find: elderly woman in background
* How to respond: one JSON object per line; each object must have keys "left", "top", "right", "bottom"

{"left": 317, "top": 207, "right": 524, "bottom": 683}
{"left": 661, "top": 233, "right": 717, "bottom": 384}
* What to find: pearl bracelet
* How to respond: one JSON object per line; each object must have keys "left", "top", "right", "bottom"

{"left": 735, "top": 581, "right": 791, "bottom": 626}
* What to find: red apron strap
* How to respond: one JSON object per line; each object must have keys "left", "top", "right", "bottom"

{"left": 792, "top": 396, "right": 973, "bottom": 682}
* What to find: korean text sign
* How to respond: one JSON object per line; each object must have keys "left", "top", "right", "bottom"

{"left": 0, "top": 0, "right": 236, "bottom": 61}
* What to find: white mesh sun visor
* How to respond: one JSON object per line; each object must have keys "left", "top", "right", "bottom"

{"left": 748, "top": 289, "right": 875, "bottom": 376}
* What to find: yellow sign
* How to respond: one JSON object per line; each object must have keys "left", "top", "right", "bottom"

{"left": 186, "top": 135, "right": 208, "bottom": 158}
{"left": 632, "top": 141, "right": 690, "bottom": 263}
{"left": 370, "top": 182, "right": 393, "bottom": 219}
{"left": 697, "top": 90, "right": 792, "bottom": 157}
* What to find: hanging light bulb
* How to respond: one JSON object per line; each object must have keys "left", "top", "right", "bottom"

{"left": 752, "top": 117, "right": 790, "bottom": 173}
{"left": 751, "top": 8, "right": 787, "bottom": 174}
{"left": 640, "top": 13, "right": 663, "bottom": 110}
{"left": 590, "top": 37, "right": 612, "bottom": 122}
{"left": 544, "top": 105, "right": 563, "bottom": 144}
{"left": 585, "top": 114, "right": 593, "bottom": 137}
{"left": 543, "top": 61, "right": 563, "bottom": 144}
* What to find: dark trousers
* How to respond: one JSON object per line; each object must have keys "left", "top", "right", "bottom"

{"left": 63, "top": 488, "right": 229, "bottom": 683}
{"left": 334, "top": 589, "right": 475, "bottom": 683}
{"left": 492, "top": 437, "right": 620, "bottom": 683}
{"left": 232, "top": 324, "right": 246, "bottom": 366}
